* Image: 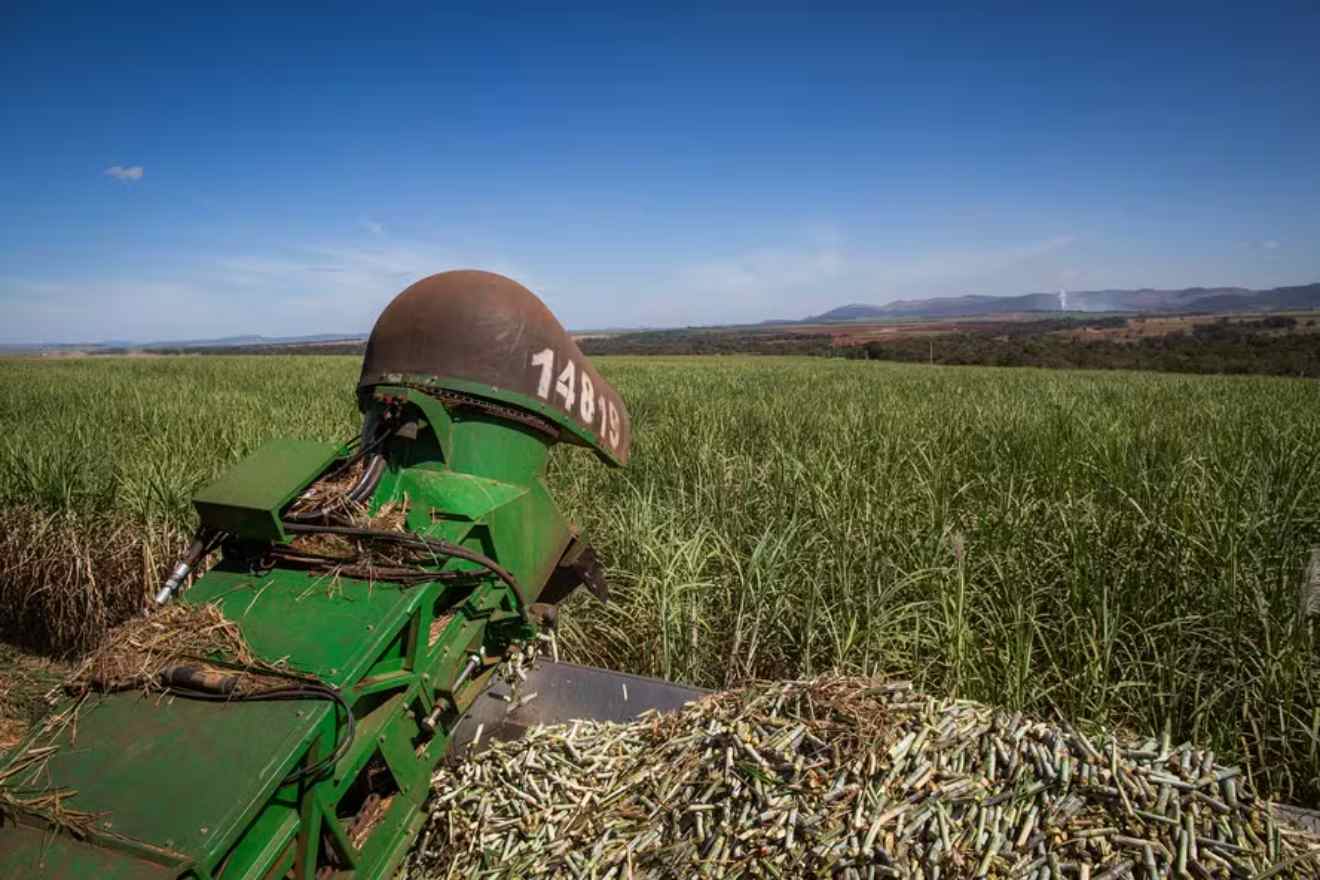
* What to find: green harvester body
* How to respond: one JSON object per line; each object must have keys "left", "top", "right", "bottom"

{"left": 0, "top": 272, "right": 690, "bottom": 879}
{"left": 1, "top": 385, "right": 566, "bottom": 879}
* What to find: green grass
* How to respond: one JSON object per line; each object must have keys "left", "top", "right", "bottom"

{"left": 2, "top": 355, "right": 1318, "bottom": 800}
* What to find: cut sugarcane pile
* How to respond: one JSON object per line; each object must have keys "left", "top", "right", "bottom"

{"left": 410, "top": 678, "right": 1320, "bottom": 880}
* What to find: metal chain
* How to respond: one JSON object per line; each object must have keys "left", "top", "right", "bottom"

{"left": 413, "top": 385, "right": 561, "bottom": 440}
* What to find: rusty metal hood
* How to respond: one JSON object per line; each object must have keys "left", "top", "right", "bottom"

{"left": 358, "top": 270, "right": 631, "bottom": 466}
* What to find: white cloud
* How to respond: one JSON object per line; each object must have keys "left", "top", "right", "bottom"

{"left": 1260, "top": 240, "right": 1281, "bottom": 250}
{"left": 674, "top": 247, "right": 845, "bottom": 301}
{"left": 2, "top": 277, "right": 211, "bottom": 344}
{"left": 361, "top": 218, "right": 386, "bottom": 237}
{"left": 105, "top": 165, "right": 144, "bottom": 182}
{"left": 0, "top": 226, "right": 1084, "bottom": 343}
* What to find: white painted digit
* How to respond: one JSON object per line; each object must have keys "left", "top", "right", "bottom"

{"left": 554, "top": 360, "right": 576, "bottom": 410}
{"left": 532, "top": 351, "right": 614, "bottom": 446}
{"left": 531, "top": 348, "right": 554, "bottom": 399}
{"left": 579, "top": 373, "right": 595, "bottom": 423}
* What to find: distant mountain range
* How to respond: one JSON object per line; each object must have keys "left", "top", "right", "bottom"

{"left": 6, "top": 282, "right": 1320, "bottom": 353}
{"left": 803, "top": 282, "right": 1320, "bottom": 322}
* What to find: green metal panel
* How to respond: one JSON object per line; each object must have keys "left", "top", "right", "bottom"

{"left": 0, "top": 692, "right": 321, "bottom": 880}
{"left": 192, "top": 440, "right": 341, "bottom": 542}
{"left": 402, "top": 470, "right": 527, "bottom": 522}
{"left": 34, "top": 694, "right": 318, "bottom": 853}
{"left": 187, "top": 567, "right": 426, "bottom": 685}
{"left": 0, "top": 824, "right": 183, "bottom": 880}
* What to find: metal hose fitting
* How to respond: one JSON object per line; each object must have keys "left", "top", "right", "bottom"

{"left": 153, "top": 531, "right": 222, "bottom": 606}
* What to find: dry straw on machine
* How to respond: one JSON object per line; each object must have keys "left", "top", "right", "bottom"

{"left": 413, "top": 677, "right": 1320, "bottom": 879}
{"left": 63, "top": 602, "right": 275, "bottom": 695}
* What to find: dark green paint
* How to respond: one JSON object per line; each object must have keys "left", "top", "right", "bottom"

{"left": 193, "top": 440, "right": 341, "bottom": 542}
{"left": 376, "top": 374, "right": 624, "bottom": 467}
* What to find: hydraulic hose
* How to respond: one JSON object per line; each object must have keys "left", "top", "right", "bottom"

{"left": 285, "top": 450, "right": 387, "bottom": 523}
{"left": 280, "top": 522, "right": 523, "bottom": 603}
{"left": 346, "top": 454, "right": 387, "bottom": 504}
{"left": 285, "top": 422, "right": 393, "bottom": 523}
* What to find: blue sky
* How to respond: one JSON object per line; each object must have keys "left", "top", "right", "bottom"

{"left": 2, "top": 2, "right": 1318, "bottom": 343}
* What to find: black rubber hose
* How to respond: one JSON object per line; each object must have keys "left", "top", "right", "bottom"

{"left": 280, "top": 522, "right": 523, "bottom": 601}
{"left": 286, "top": 437, "right": 390, "bottom": 523}
{"left": 346, "top": 454, "right": 387, "bottom": 504}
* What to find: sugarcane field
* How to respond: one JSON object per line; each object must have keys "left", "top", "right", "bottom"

{"left": 5, "top": 5, "right": 1320, "bottom": 878}
{"left": 2, "top": 333, "right": 1320, "bottom": 878}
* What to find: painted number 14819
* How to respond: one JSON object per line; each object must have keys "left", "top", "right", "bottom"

{"left": 530, "top": 348, "right": 620, "bottom": 449}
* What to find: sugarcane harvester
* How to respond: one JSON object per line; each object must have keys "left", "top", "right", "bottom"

{"left": 0, "top": 271, "right": 701, "bottom": 879}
